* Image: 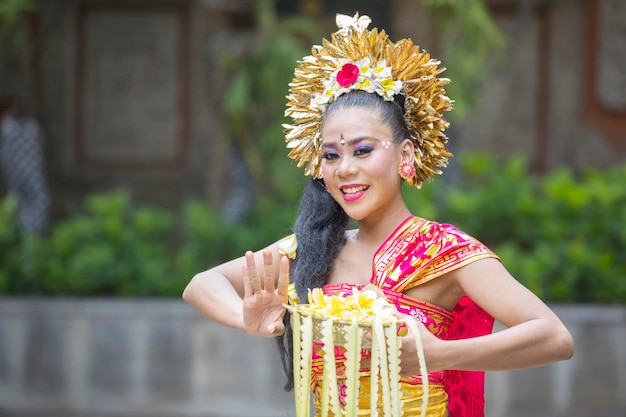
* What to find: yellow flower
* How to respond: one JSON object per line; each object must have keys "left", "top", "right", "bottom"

{"left": 356, "top": 290, "right": 376, "bottom": 312}
{"left": 309, "top": 288, "right": 327, "bottom": 307}
{"left": 301, "top": 286, "right": 396, "bottom": 322}
{"left": 356, "top": 78, "right": 372, "bottom": 90}
{"left": 329, "top": 296, "right": 344, "bottom": 316}
{"left": 287, "top": 283, "right": 300, "bottom": 305}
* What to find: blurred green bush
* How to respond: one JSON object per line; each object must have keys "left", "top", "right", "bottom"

{"left": 0, "top": 188, "right": 298, "bottom": 298}
{"left": 1, "top": 154, "right": 624, "bottom": 303}
{"left": 404, "top": 154, "right": 626, "bottom": 303}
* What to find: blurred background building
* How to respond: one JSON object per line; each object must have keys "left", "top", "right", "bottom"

{"left": 0, "top": 1, "right": 625, "bottom": 417}
{"left": 0, "top": 0, "right": 624, "bottom": 219}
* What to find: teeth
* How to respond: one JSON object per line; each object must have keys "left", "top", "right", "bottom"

{"left": 342, "top": 185, "right": 368, "bottom": 194}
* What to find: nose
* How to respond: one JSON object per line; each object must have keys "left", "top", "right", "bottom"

{"left": 337, "top": 154, "right": 357, "bottom": 178}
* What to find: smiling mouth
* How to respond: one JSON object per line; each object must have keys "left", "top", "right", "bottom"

{"left": 341, "top": 185, "right": 369, "bottom": 195}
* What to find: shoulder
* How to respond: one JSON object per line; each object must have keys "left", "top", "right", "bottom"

{"left": 409, "top": 217, "right": 499, "bottom": 259}
{"left": 279, "top": 229, "right": 358, "bottom": 260}
{"left": 407, "top": 217, "right": 471, "bottom": 240}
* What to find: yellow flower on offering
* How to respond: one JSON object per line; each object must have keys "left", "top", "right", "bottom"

{"left": 287, "top": 283, "right": 300, "bottom": 305}
{"left": 329, "top": 296, "right": 344, "bottom": 316}
{"left": 308, "top": 288, "right": 326, "bottom": 308}
{"left": 300, "top": 286, "right": 399, "bottom": 323}
{"left": 356, "top": 290, "right": 375, "bottom": 310}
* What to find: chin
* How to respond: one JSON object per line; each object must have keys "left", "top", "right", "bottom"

{"left": 342, "top": 209, "right": 371, "bottom": 222}
{"left": 340, "top": 209, "right": 364, "bottom": 222}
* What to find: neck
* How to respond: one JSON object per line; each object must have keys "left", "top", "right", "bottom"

{"left": 355, "top": 205, "right": 412, "bottom": 245}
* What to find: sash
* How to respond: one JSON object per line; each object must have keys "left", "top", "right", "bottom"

{"left": 371, "top": 216, "right": 499, "bottom": 417}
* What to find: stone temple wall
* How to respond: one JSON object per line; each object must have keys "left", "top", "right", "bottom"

{"left": 0, "top": 299, "right": 624, "bottom": 417}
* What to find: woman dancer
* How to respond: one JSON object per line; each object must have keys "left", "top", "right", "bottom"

{"left": 183, "top": 13, "right": 573, "bottom": 417}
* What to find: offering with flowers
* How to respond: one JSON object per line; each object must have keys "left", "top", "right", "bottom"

{"left": 287, "top": 286, "right": 429, "bottom": 417}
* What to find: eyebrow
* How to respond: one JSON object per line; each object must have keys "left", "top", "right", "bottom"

{"left": 321, "top": 136, "right": 381, "bottom": 148}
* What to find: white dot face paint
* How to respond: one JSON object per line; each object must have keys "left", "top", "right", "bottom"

{"left": 340, "top": 133, "right": 346, "bottom": 146}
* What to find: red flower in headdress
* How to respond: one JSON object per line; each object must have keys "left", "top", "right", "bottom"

{"left": 336, "top": 63, "right": 359, "bottom": 87}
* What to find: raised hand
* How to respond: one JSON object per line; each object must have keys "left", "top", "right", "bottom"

{"left": 242, "top": 249, "right": 290, "bottom": 337}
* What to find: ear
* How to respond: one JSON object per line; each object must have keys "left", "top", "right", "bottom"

{"left": 398, "top": 139, "right": 415, "bottom": 164}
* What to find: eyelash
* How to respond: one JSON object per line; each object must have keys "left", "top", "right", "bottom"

{"left": 322, "top": 150, "right": 340, "bottom": 160}
{"left": 354, "top": 145, "right": 374, "bottom": 156}
{"left": 322, "top": 145, "right": 374, "bottom": 161}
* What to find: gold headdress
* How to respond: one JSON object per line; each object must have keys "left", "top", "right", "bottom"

{"left": 283, "top": 13, "right": 454, "bottom": 188}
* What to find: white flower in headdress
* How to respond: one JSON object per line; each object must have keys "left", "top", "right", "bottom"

{"left": 311, "top": 76, "right": 340, "bottom": 111}
{"left": 353, "top": 57, "right": 377, "bottom": 94}
{"left": 371, "top": 59, "right": 402, "bottom": 99}
{"left": 336, "top": 13, "right": 371, "bottom": 35}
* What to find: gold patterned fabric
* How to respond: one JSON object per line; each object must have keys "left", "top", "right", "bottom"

{"left": 313, "top": 374, "right": 449, "bottom": 417}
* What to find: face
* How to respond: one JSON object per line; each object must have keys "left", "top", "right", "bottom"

{"left": 320, "top": 106, "right": 413, "bottom": 222}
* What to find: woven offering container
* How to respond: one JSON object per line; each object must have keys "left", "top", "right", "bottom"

{"left": 310, "top": 315, "right": 400, "bottom": 348}
{"left": 288, "top": 287, "right": 428, "bottom": 417}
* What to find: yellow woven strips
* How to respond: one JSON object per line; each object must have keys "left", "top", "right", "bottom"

{"left": 370, "top": 318, "right": 381, "bottom": 417}
{"left": 343, "top": 318, "right": 362, "bottom": 417}
{"left": 320, "top": 318, "right": 340, "bottom": 417}
{"left": 299, "top": 315, "right": 314, "bottom": 417}
{"left": 292, "top": 311, "right": 303, "bottom": 417}
{"left": 404, "top": 318, "right": 429, "bottom": 417}
{"left": 373, "top": 319, "right": 392, "bottom": 417}
{"left": 384, "top": 319, "right": 401, "bottom": 417}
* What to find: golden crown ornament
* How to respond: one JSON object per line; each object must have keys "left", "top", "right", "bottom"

{"left": 283, "top": 13, "right": 454, "bottom": 188}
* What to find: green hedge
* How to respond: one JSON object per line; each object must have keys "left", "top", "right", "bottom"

{"left": 0, "top": 189, "right": 297, "bottom": 297}
{"left": 1, "top": 154, "right": 624, "bottom": 303}
{"left": 403, "top": 154, "right": 626, "bottom": 303}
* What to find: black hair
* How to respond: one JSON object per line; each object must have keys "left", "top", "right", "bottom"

{"left": 275, "top": 178, "right": 348, "bottom": 390}
{"left": 275, "top": 90, "right": 410, "bottom": 390}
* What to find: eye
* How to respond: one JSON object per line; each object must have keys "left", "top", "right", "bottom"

{"left": 354, "top": 145, "right": 374, "bottom": 157}
{"left": 322, "top": 149, "right": 340, "bottom": 160}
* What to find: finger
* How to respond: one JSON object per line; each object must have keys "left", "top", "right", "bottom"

{"left": 245, "top": 251, "right": 262, "bottom": 293}
{"left": 242, "top": 264, "right": 252, "bottom": 298}
{"left": 276, "top": 256, "right": 290, "bottom": 298}
{"left": 263, "top": 250, "right": 275, "bottom": 292}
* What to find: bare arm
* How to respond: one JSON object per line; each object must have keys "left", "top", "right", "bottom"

{"left": 402, "top": 258, "right": 574, "bottom": 374}
{"left": 182, "top": 243, "right": 290, "bottom": 337}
